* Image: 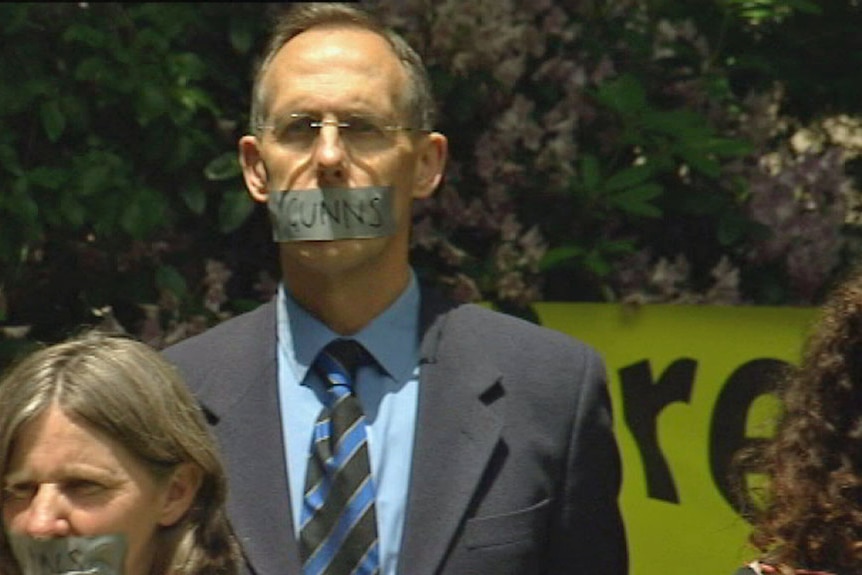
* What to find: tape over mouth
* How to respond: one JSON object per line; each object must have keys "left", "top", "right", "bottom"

{"left": 267, "top": 186, "right": 396, "bottom": 242}
{"left": 9, "top": 534, "right": 127, "bottom": 575}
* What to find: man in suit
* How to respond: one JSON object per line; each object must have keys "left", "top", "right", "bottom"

{"left": 164, "top": 4, "right": 627, "bottom": 575}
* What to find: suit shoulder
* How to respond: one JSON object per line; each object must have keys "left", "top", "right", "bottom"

{"left": 454, "top": 303, "right": 590, "bottom": 342}
{"left": 449, "top": 303, "right": 600, "bottom": 358}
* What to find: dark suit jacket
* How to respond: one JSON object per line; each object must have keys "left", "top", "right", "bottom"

{"left": 163, "top": 289, "right": 627, "bottom": 575}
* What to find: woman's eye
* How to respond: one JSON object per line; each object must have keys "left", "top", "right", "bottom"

{"left": 2, "top": 483, "right": 36, "bottom": 501}
{"left": 65, "top": 480, "right": 105, "bottom": 496}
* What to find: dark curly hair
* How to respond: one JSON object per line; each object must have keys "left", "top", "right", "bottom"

{"left": 744, "top": 269, "right": 862, "bottom": 573}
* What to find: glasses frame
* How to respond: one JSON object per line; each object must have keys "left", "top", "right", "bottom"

{"left": 257, "top": 112, "right": 428, "bottom": 152}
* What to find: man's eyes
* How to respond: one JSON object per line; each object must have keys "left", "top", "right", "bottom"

{"left": 346, "top": 117, "right": 382, "bottom": 135}
{"left": 278, "top": 116, "right": 385, "bottom": 137}
{"left": 280, "top": 117, "right": 318, "bottom": 137}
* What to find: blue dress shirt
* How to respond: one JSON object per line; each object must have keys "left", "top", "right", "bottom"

{"left": 276, "top": 274, "right": 421, "bottom": 575}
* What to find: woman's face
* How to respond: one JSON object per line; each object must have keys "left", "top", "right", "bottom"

{"left": 2, "top": 406, "right": 180, "bottom": 575}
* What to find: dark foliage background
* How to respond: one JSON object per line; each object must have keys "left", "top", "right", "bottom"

{"left": 2, "top": 0, "right": 860, "bottom": 368}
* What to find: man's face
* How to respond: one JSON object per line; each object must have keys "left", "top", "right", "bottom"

{"left": 240, "top": 26, "right": 446, "bottom": 282}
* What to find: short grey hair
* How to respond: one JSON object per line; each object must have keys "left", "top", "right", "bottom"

{"left": 249, "top": 2, "right": 437, "bottom": 135}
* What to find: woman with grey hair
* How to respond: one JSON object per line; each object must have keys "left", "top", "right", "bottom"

{"left": 0, "top": 331, "right": 241, "bottom": 575}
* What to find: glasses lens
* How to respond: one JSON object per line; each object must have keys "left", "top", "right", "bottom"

{"left": 275, "top": 115, "right": 318, "bottom": 149}
{"left": 270, "top": 114, "right": 404, "bottom": 153}
{"left": 341, "top": 118, "right": 392, "bottom": 152}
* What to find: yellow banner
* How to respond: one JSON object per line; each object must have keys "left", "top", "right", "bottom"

{"left": 534, "top": 303, "right": 817, "bottom": 575}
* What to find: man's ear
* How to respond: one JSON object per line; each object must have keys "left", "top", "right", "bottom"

{"left": 412, "top": 132, "right": 448, "bottom": 200}
{"left": 158, "top": 463, "right": 204, "bottom": 527}
{"left": 239, "top": 135, "right": 269, "bottom": 204}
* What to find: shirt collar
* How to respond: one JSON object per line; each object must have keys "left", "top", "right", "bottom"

{"left": 278, "top": 272, "right": 421, "bottom": 385}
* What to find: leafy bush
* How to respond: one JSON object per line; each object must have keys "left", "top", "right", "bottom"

{"left": 0, "top": 3, "right": 275, "bottom": 362}
{"left": 2, "top": 0, "right": 861, "bottom": 368}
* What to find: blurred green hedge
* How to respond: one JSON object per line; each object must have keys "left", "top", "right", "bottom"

{"left": 2, "top": 0, "right": 861, "bottom": 369}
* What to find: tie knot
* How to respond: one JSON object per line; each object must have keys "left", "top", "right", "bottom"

{"left": 315, "top": 339, "right": 369, "bottom": 389}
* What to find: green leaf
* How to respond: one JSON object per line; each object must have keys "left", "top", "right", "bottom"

{"left": 609, "top": 184, "right": 663, "bottom": 218}
{"left": 539, "top": 246, "right": 584, "bottom": 272}
{"left": 181, "top": 184, "right": 207, "bottom": 215}
{"left": 176, "top": 87, "right": 218, "bottom": 115}
{"left": 583, "top": 250, "right": 612, "bottom": 276}
{"left": 580, "top": 155, "right": 601, "bottom": 191}
{"left": 595, "top": 74, "right": 647, "bottom": 116}
{"left": 677, "top": 149, "right": 721, "bottom": 178}
{"left": 136, "top": 84, "right": 170, "bottom": 126}
{"left": 170, "top": 52, "right": 206, "bottom": 83}
{"left": 9, "top": 177, "right": 38, "bottom": 224}
{"left": 120, "top": 187, "right": 171, "bottom": 238}
{"left": 0, "top": 144, "right": 22, "bottom": 176}
{"left": 59, "top": 196, "right": 86, "bottom": 229}
{"left": 218, "top": 189, "right": 254, "bottom": 233}
{"left": 75, "top": 56, "right": 109, "bottom": 83}
{"left": 718, "top": 214, "right": 748, "bottom": 246}
{"left": 693, "top": 137, "right": 753, "bottom": 157}
{"left": 229, "top": 21, "right": 254, "bottom": 54}
{"left": 28, "top": 166, "right": 67, "bottom": 190}
{"left": 62, "top": 23, "right": 106, "bottom": 49}
{"left": 600, "top": 239, "right": 637, "bottom": 255}
{"left": 40, "top": 100, "right": 65, "bottom": 142}
{"left": 204, "top": 152, "right": 241, "bottom": 181}
{"left": 622, "top": 202, "right": 662, "bottom": 218}
{"left": 155, "top": 264, "right": 188, "bottom": 297}
{"left": 119, "top": 199, "right": 145, "bottom": 238}
{"left": 78, "top": 163, "right": 113, "bottom": 197}
{"left": 642, "top": 110, "right": 711, "bottom": 141}
{"left": 604, "top": 164, "right": 655, "bottom": 192}
{"left": 613, "top": 183, "right": 663, "bottom": 201}
{"left": 784, "top": 0, "right": 822, "bottom": 14}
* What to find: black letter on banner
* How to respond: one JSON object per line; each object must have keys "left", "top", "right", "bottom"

{"left": 619, "top": 358, "right": 696, "bottom": 503}
{"left": 709, "top": 358, "right": 786, "bottom": 518}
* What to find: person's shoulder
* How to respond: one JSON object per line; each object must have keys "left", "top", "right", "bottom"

{"left": 435, "top": 302, "right": 603, "bottom": 375}
{"left": 451, "top": 302, "right": 590, "bottom": 348}
{"left": 419, "top": 283, "right": 601, "bottom": 363}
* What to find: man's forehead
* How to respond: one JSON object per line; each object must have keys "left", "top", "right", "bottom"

{"left": 278, "top": 25, "right": 400, "bottom": 72}
{"left": 262, "top": 26, "right": 407, "bottom": 113}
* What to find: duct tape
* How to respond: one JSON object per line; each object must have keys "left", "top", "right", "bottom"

{"left": 8, "top": 533, "right": 127, "bottom": 575}
{"left": 267, "top": 186, "right": 396, "bottom": 241}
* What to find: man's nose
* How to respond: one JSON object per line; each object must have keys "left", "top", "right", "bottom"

{"left": 23, "top": 485, "right": 71, "bottom": 538}
{"left": 312, "top": 124, "right": 348, "bottom": 184}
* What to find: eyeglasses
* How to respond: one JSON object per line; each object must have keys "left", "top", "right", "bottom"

{"left": 258, "top": 113, "right": 425, "bottom": 154}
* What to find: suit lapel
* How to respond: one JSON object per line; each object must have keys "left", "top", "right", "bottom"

{"left": 197, "top": 301, "right": 303, "bottom": 575}
{"left": 203, "top": 291, "right": 504, "bottom": 574}
{"left": 399, "top": 298, "right": 504, "bottom": 573}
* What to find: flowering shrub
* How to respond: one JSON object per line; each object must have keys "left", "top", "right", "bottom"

{"left": 379, "top": 0, "right": 860, "bottom": 309}
{"left": 1, "top": 1, "right": 860, "bottom": 367}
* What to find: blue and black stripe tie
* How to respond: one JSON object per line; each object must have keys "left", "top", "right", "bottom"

{"left": 300, "top": 339, "right": 380, "bottom": 575}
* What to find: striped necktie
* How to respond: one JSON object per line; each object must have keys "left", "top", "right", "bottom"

{"left": 300, "top": 339, "right": 380, "bottom": 575}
